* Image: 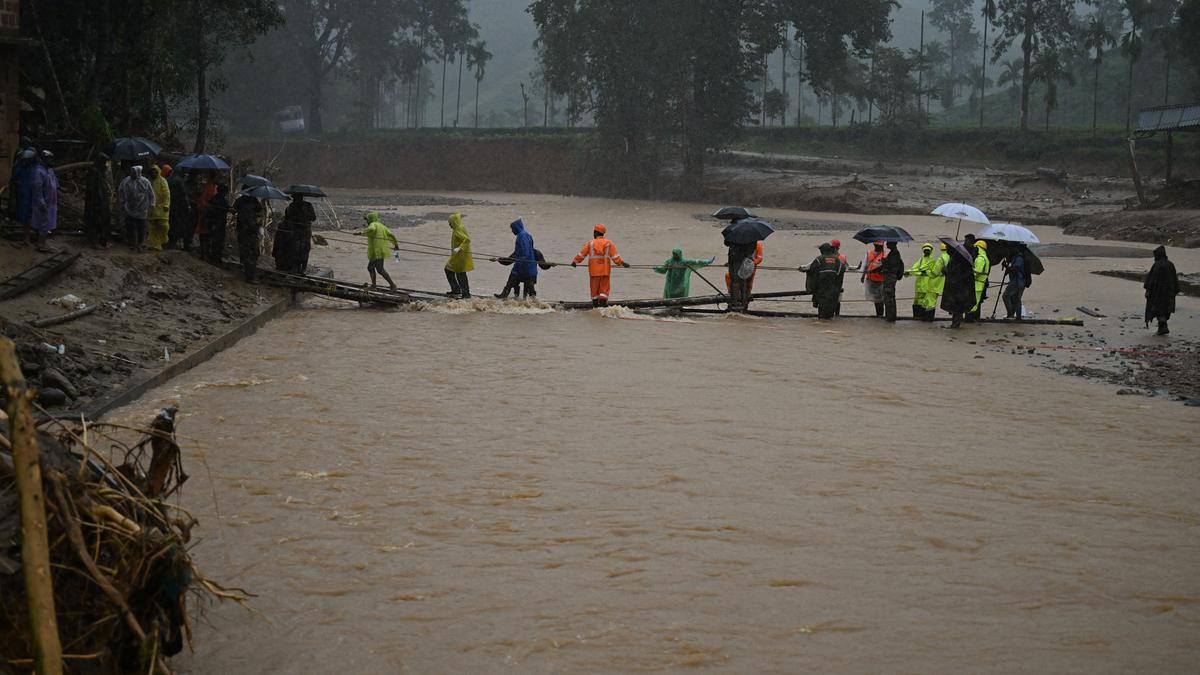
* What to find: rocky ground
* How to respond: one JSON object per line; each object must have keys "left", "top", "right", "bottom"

{"left": 0, "top": 234, "right": 285, "bottom": 414}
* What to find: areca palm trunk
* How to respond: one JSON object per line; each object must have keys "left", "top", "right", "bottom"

{"left": 980, "top": 18, "right": 988, "bottom": 128}
{"left": 1092, "top": 59, "right": 1100, "bottom": 136}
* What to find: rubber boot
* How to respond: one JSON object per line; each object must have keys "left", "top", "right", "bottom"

{"left": 1157, "top": 320, "right": 1169, "bottom": 336}
{"left": 912, "top": 304, "right": 922, "bottom": 318}
{"left": 874, "top": 302, "right": 884, "bottom": 317}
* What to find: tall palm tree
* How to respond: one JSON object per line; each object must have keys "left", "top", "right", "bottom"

{"left": 979, "top": 0, "right": 997, "bottom": 128}
{"left": 997, "top": 58, "right": 1024, "bottom": 125}
{"left": 466, "top": 40, "right": 492, "bottom": 129}
{"left": 1083, "top": 15, "right": 1117, "bottom": 136}
{"left": 1032, "top": 48, "right": 1076, "bottom": 131}
{"left": 1121, "top": 0, "right": 1147, "bottom": 133}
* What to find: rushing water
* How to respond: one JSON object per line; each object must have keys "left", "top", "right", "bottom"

{"left": 108, "top": 192, "right": 1199, "bottom": 673}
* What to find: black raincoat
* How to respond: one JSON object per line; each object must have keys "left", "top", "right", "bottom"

{"left": 1144, "top": 246, "right": 1179, "bottom": 322}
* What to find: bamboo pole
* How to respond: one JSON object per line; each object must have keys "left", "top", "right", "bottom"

{"left": 0, "top": 337, "right": 64, "bottom": 674}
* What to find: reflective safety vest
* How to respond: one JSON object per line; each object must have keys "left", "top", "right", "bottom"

{"left": 973, "top": 252, "right": 991, "bottom": 286}
{"left": 574, "top": 236, "right": 625, "bottom": 277}
{"left": 865, "top": 250, "right": 886, "bottom": 282}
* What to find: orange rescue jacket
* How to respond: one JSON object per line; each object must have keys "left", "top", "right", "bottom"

{"left": 574, "top": 236, "right": 625, "bottom": 276}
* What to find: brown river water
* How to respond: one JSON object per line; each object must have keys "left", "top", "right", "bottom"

{"left": 108, "top": 192, "right": 1199, "bottom": 673}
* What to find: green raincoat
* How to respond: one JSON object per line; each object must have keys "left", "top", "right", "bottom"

{"left": 360, "top": 212, "right": 398, "bottom": 261}
{"left": 907, "top": 248, "right": 938, "bottom": 309}
{"left": 654, "top": 248, "right": 713, "bottom": 298}
{"left": 445, "top": 213, "right": 474, "bottom": 273}
{"left": 928, "top": 251, "right": 949, "bottom": 296}
{"left": 972, "top": 249, "right": 991, "bottom": 311}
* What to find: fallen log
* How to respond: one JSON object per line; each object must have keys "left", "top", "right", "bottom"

{"left": 30, "top": 304, "right": 99, "bottom": 329}
{"left": 680, "top": 308, "right": 1085, "bottom": 326}
{"left": 555, "top": 290, "right": 810, "bottom": 311}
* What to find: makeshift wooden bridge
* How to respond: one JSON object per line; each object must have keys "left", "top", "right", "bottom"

{"left": 247, "top": 264, "right": 811, "bottom": 311}
{"left": 679, "top": 307, "right": 1086, "bottom": 326}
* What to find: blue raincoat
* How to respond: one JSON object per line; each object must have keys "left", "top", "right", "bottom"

{"left": 509, "top": 218, "right": 538, "bottom": 280}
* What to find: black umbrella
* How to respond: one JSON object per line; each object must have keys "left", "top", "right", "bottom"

{"left": 177, "top": 154, "right": 231, "bottom": 171}
{"left": 721, "top": 217, "right": 774, "bottom": 245}
{"left": 104, "top": 137, "right": 162, "bottom": 162}
{"left": 712, "top": 206, "right": 756, "bottom": 221}
{"left": 853, "top": 225, "right": 914, "bottom": 244}
{"left": 937, "top": 236, "right": 973, "bottom": 263}
{"left": 238, "top": 174, "right": 273, "bottom": 189}
{"left": 286, "top": 184, "right": 328, "bottom": 198}
{"left": 242, "top": 185, "right": 291, "bottom": 201}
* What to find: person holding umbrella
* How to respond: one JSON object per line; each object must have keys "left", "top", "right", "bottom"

{"left": 233, "top": 190, "right": 264, "bottom": 282}
{"left": 860, "top": 241, "right": 887, "bottom": 317}
{"left": 1002, "top": 244, "right": 1031, "bottom": 320}
{"left": 879, "top": 241, "right": 905, "bottom": 322}
{"left": 939, "top": 237, "right": 976, "bottom": 329}
{"left": 201, "top": 183, "right": 231, "bottom": 265}
{"left": 279, "top": 192, "right": 317, "bottom": 273}
{"left": 806, "top": 243, "right": 845, "bottom": 319}
{"left": 444, "top": 212, "right": 474, "bottom": 299}
{"left": 572, "top": 223, "right": 629, "bottom": 307}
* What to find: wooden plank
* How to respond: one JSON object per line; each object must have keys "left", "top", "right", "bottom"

{"left": 680, "top": 307, "right": 1085, "bottom": 326}
{"left": 0, "top": 252, "right": 80, "bottom": 302}
{"left": 30, "top": 304, "right": 99, "bottom": 328}
{"left": 555, "top": 290, "right": 810, "bottom": 311}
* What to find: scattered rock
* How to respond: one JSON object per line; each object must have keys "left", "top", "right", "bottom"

{"left": 41, "top": 367, "right": 79, "bottom": 400}
{"left": 37, "top": 387, "right": 69, "bottom": 406}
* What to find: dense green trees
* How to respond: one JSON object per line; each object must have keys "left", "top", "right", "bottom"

{"left": 22, "top": 0, "right": 280, "bottom": 148}
{"left": 529, "top": 0, "right": 894, "bottom": 189}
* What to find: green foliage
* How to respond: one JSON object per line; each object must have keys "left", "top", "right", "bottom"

{"left": 529, "top": 0, "right": 896, "bottom": 191}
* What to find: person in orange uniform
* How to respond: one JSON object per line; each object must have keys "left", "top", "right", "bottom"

{"left": 725, "top": 240, "right": 765, "bottom": 296}
{"left": 860, "top": 240, "right": 887, "bottom": 317}
{"left": 572, "top": 224, "right": 629, "bottom": 307}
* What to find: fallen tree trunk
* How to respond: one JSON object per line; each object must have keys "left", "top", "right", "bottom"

{"left": 30, "top": 304, "right": 99, "bottom": 329}
{"left": 556, "top": 290, "right": 810, "bottom": 311}
{"left": 0, "top": 337, "right": 63, "bottom": 674}
{"left": 680, "top": 308, "right": 1085, "bottom": 326}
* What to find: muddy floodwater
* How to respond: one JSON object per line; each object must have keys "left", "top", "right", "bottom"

{"left": 111, "top": 192, "right": 1200, "bottom": 673}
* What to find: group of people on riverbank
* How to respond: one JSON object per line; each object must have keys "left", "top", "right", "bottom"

{"left": 8, "top": 142, "right": 326, "bottom": 286}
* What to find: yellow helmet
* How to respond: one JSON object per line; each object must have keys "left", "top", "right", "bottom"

{"left": 922, "top": 242, "right": 933, "bottom": 251}
{"left": 939, "top": 243, "right": 948, "bottom": 251}
{"left": 975, "top": 240, "right": 988, "bottom": 250}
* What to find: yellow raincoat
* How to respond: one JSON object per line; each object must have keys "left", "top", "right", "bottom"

{"left": 906, "top": 248, "right": 938, "bottom": 309}
{"left": 147, "top": 168, "right": 171, "bottom": 250}
{"left": 444, "top": 213, "right": 474, "bottom": 273}
{"left": 972, "top": 249, "right": 991, "bottom": 312}
{"left": 360, "top": 212, "right": 398, "bottom": 261}
{"left": 928, "top": 251, "right": 949, "bottom": 296}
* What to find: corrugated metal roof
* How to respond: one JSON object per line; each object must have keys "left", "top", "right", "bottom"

{"left": 1137, "top": 103, "right": 1200, "bottom": 133}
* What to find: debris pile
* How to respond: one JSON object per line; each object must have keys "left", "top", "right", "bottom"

{"left": 0, "top": 339, "right": 248, "bottom": 673}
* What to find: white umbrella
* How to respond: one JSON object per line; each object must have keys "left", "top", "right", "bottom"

{"left": 932, "top": 202, "right": 990, "bottom": 224}
{"left": 932, "top": 202, "right": 990, "bottom": 238}
{"left": 975, "top": 223, "right": 1040, "bottom": 244}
